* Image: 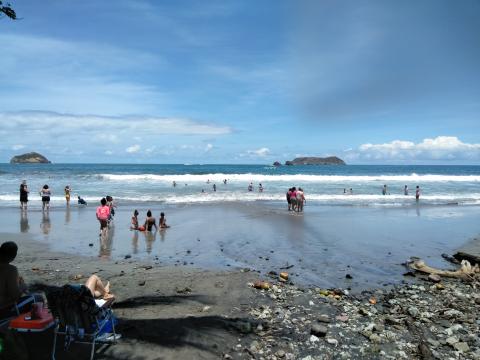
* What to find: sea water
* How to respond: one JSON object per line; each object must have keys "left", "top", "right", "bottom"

{"left": 0, "top": 164, "right": 479, "bottom": 208}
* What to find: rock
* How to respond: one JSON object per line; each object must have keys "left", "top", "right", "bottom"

{"left": 428, "top": 274, "right": 441, "bottom": 283}
{"left": 453, "top": 342, "right": 470, "bottom": 353}
{"left": 253, "top": 281, "right": 271, "bottom": 290}
{"left": 326, "top": 338, "right": 338, "bottom": 346}
{"left": 138, "top": 280, "right": 146, "bottom": 286}
{"left": 408, "top": 306, "right": 419, "bottom": 317}
{"left": 273, "top": 161, "right": 281, "bottom": 166}
{"left": 310, "top": 323, "right": 328, "bottom": 337}
{"left": 418, "top": 341, "right": 434, "bottom": 359}
{"left": 279, "top": 272, "right": 289, "bottom": 281}
{"left": 336, "top": 314, "right": 349, "bottom": 322}
{"left": 236, "top": 321, "right": 252, "bottom": 334}
{"left": 345, "top": 274, "right": 353, "bottom": 279}
{"left": 10, "top": 152, "right": 51, "bottom": 164}
{"left": 309, "top": 335, "right": 319, "bottom": 343}
{"left": 275, "top": 350, "right": 286, "bottom": 358}
{"left": 124, "top": 254, "right": 131, "bottom": 259}
{"left": 285, "top": 156, "right": 346, "bottom": 166}
{"left": 88, "top": 243, "right": 93, "bottom": 247}
{"left": 369, "top": 334, "right": 381, "bottom": 343}
{"left": 446, "top": 336, "right": 459, "bottom": 346}
{"left": 317, "top": 315, "right": 330, "bottom": 323}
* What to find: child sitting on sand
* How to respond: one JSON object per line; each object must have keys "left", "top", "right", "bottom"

{"left": 131, "top": 209, "right": 139, "bottom": 230}
{"left": 159, "top": 212, "right": 170, "bottom": 229}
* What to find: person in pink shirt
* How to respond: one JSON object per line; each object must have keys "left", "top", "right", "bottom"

{"left": 96, "top": 198, "right": 110, "bottom": 237}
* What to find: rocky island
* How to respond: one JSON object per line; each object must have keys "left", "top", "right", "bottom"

{"left": 10, "top": 152, "right": 51, "bottom": 164}
{"left": 285, "top": 156, "right": 345, "bottom": 166}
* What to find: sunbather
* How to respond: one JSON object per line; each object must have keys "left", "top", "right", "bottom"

{"left": 84, "top": 274, "right": 114, "bottom": 301}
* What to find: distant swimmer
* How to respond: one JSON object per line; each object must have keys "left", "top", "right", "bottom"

{"left": 172, "top": 181, "right": 177, "bottom": 187}
{"left": 248, "top": 183, "right": 253, "bottom": 192}
{"left": 259, "top": 183, "right": 264, "bottom": 192}
{"left": 213, "top": 184, "right": 216, "bottom": 192}
{"left": 77, "top": 196, "right": 87, "bottom": 205}
{"left": 349, "top": 188, "right": 353, "bottom": 194}
{"left": 223, "top": 179, "right": 227, "bottom": 185}
{"left": 382, "top": 184, "right": 387, "bottom": 196}
{"left": 416, "top": 186, "right": 421, "bottom": 201}
{"left": 404, "top": 185, "right": 409, "bottom": 196}
{"left": 207, "top": 179, "right": 210, "bottom": 184}
{"left": 343, "top": 188, "right": 346, "bottom": 194}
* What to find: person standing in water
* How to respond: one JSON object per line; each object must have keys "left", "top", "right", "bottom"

{"left": 144, "top": 210, "right": 157, "bottom": 232}
{"left": 40, "top": 184, "right": 51, "bottom": 211}
{"left": 213, "top": 184, "right": 216, "bottom": 192}
{"left": 131, "top": 210, "right": 139, "bottom": 230}
{"left": 382, "top": 184, "right": 387, "bottom": 195}
{"left": 64, "top": 185, "right": 72, "bottom": 206}
{"left": 416, "top": 186, "right": 421, "bottom": 201}
{"left": 404, "top": 185, "right": 409, "bottom": 196}
{"left": 96, "top": 198, "right": 110, "bottom": 237}
{"left": 19, "top": 180, "right": 29, "bottom": 212}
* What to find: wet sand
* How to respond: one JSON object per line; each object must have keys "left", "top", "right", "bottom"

{"left": 1, "top": 202, "right": 479, "bottom": 288}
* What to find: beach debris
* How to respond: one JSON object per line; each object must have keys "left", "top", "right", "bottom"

{"left": 253, "top": 281, "right": 271, "bottom": 290}
{"left": 409, "top": 258, "right": 479, "bottom": 279}
{"left": 138, "top": 280, "right": 146, "bottom": 286}
{"left": 88, "top": 243, "right": 94, "bottom": 247}
{"left": 427, "top": 274, "right": 441, "bottom": 283}
{"left": 441, "top": 253, "right": 460, "bottom": 264}
{"left": 71, "top": 274, "right": 83, "bottom": 280}
{"left": 124, "top": 254, "right": 132, "bottom": 259}
{"left": 279, "top": 272, "right": 289, "bottom": 281}
{"left": 143, "top": 265, "right": 153, "bottom": 270}
{"left": 345, "top": 273, "right": 353, "bottom": 279}
{"left": 369, "top": 297, "right": 377, "bottom": 305}
{"left": 280, "top": 264, "right": 294, "bottom": 270}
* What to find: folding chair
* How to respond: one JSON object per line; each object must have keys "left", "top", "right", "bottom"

{"left": 46, "top": 285, "right": 119, "bottom": 360}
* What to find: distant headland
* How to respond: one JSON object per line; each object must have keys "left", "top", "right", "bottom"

{"left": 274, "top": 156, "right": 346, "bottom": 166}
{"left": 10, "top": 152, "right": 51, "bottom": 164}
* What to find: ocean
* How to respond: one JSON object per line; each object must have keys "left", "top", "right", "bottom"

{"left": 0, "top": 164, "right": 479, "bottom": 208}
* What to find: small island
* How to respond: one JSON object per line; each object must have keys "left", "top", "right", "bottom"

{"left": 10, "top": 152, "right": 51, "bottom": 164}
{"left": 285, "top": 156, "right": 345, "bottom": 166}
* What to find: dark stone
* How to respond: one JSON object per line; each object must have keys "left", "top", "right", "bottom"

{"left": 346, "top": 274, "right": 353, "bottom": 279}
{"left": 310, "top": 323, "right": 328, "bottom": 337}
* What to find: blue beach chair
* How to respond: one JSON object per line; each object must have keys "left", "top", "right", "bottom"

{"left": 46, "top": 285, "right": 119, "bottom": 360}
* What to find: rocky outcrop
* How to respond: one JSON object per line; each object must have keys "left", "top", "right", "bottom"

{"left": 285, "top": 156, "right": 345, "bottom": 166}
{"left": 10, "top": 152, "right": 51, "bottom": 164}
{"left": 273, "top": 161, "right": 281, "bottom": 166}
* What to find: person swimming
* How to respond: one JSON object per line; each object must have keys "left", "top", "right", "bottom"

{"left": 78, "top": 195, "right": 87, "bottom": 205}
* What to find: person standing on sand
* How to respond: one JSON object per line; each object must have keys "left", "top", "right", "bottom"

{"left": 96, "top": 198, "right": 110, "bottom": 237}
{"left": 64, "top": 185, "right": 71, "bottom": 206}
{"left": 19, "top": 180, "right": 29, "bottom": 211}
{"left": 40, "top": 184, "right": 51, "bottom": 211}
{"left": 404, "top": 185, "right": 409, "bottom": 196}
{"left": 416, "top": 186, "right": 421, "bottom": 201}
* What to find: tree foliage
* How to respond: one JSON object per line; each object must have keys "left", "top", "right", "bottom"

{"left": 0, "top": 1, "right": 16, "bottom": 20}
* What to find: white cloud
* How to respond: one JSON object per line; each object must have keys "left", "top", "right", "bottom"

{"left": 105, "top": 150, "right": 113, "bottom": 155}
{"left": 247, "top": 147, "right": 270, "bottom": 157}
{"left": 348, "top": 136, "right": 480, "bottom": 162}
{"left": 126, "top": 144, "right": 141, "bottom": 153}
{"left": 205, "top": 143, "right": 213, "bottom": 152}
{"left": 0, "top": 111, "right": 231, "bottom": 136}
{"left": 11, "top": 144, "right": 25, "bottom": 151}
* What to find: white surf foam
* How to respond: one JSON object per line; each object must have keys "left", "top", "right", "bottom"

{"left": 99, "top": 173, "right": 480, "bottom": 183}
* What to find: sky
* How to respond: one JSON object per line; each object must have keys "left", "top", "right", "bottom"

{"left": 0, "top": 0, "right": 479, "bottom": 164}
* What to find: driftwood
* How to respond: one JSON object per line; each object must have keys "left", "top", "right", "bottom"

{"left": 408, "top": 259, "right": 479, "bottom": 280}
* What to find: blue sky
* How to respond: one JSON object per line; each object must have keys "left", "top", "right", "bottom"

{"left": 0, "top": 0, "right": 479, "bottom": 164}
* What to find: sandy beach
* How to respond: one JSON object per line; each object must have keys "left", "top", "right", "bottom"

{"left": 1, "top": 202, "right": 480, "bottom": 359}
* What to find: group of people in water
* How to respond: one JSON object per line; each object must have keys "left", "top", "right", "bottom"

{"left": 129, "top": 209, "right": 170, "bottom": 232}
{"left": 382, "top": 184, "right": 421, "bottom": 200}
{"left": 19, "top": 180, "right": 87, "bottom": 212}
{"left": 286, "top": 187, "right": 306, "bottom": 212}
